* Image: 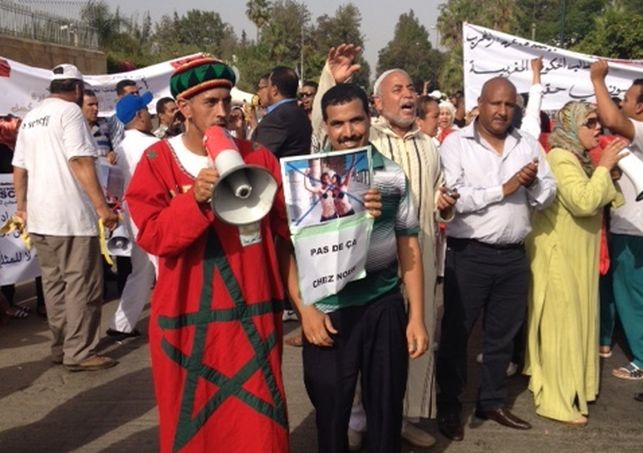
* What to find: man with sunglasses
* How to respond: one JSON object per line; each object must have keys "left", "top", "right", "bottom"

{"left": 299, "top": 80, "right": 318, "bottom": 121}
{"left": 251, "top": 66, "right": 312, "bottom": 159}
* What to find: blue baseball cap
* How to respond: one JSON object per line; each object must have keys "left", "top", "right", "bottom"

{"left": 116, "top": 91, "right": 153, "bottom": 124}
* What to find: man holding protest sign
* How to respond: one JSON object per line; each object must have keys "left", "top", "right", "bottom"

{"left": 278, "top": 83, "right": 427, "bottom": 453}
{"left": 312, "top": 44, "right": 457, "bottom": 448}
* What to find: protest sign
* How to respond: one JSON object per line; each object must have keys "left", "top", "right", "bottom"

{"left": 281, "top": 146, "right": 374, "bottom": 305}
{"left": 462, "top": 23, "right": 643, "bottom": 111}
{"left": 0, "top": 174, "right": 40, "bottom": 285}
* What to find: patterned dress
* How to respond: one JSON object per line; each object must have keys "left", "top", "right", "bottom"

{"left": 126, "top": 138, "right": 290, "bottom": 452}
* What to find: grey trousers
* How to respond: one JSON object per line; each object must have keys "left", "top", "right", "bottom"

{"left": 31, "top": 234, "right": 103, "bottom": 364}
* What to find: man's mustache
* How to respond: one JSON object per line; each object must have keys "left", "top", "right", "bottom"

{"left": 339, "top": 135, "right": 363, "bottom": 144}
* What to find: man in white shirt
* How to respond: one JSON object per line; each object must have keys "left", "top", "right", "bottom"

{"left": 437, "top": 77, "right": 556, "bottom": 440}
{"left": 12, "top": 64, "right": 119, "bottom": 371}
{"left": 591, "top": 61, "right": 643, "bottom": 383}
{"left": 106, "top": 92, "right": 158, "bottom": 341}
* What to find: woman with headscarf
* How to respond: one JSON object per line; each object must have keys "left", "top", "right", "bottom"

{"left": 524, "top": 101, "right": 626, "bottom": 425}
{"left": 436, "top": 100, "right": 457, "bottom": 144}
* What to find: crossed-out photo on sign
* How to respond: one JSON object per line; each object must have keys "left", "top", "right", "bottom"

{"left": 281, "top": 147, "right": 371, "bottom": 230}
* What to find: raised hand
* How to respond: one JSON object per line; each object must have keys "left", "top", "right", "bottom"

{"left": 327, "top": 43, "right": 362, "bottom": 84}
{"left": 590, "top": 60, "right": 609, "bottom": 83}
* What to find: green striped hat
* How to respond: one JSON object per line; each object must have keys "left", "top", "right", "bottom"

{"left": 170, "top": 56, "right": 236, "bottom": 100}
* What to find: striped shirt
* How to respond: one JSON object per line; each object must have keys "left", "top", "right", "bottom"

{"left": 315, "top": 147, "right": 419, "bottom": 313}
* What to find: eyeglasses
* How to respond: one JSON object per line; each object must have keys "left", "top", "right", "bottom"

{"left": 581, "top": 117, "right": 600, "bottom": 129}
{"left": 299, "top": 91, "right": 315, "bottom": 98}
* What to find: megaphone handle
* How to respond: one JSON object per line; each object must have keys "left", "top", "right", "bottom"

{"left": 98, "top": 219, "right": 114, "bottom": 266}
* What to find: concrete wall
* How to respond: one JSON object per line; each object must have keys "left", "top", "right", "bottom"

{"left": 0, "top": 34, "right": 106, "bottom": 74}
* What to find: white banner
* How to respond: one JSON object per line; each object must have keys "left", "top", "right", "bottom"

{"left": 0, "top": 54, "right": 254, "bottom": 118}
{"left": 0, "top": 174, "right": 41, "bottom": 285}
{"left": 463, "top": 23, "right": 643, "bottom": 111}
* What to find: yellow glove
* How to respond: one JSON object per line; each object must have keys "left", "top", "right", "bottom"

{"left": 0, "top": 215, "right": 31, "bottom": 250}
{"left": 98, "top": 218, "right": 114, "bottom": 267}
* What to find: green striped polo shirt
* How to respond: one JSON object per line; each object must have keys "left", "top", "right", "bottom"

{"left": 314, "top": 146, "right": 419, "bottom": 313}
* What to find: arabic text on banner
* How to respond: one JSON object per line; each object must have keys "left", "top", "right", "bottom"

{"left": 0, "top": 174, "right": 41, "bottom": 285}
{"left": 462, "top": 23, "right": 643, "bottom": 112}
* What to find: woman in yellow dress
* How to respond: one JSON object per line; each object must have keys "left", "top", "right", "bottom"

{"left": 524, "top": 101, "right": 626, "bottom": 425}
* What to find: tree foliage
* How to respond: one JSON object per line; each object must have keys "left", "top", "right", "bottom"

{"left": 245, "top": 0, "right": 272, "bottom": 40}
{"left": 151, "top": 10, "right": 237, "bottom": 62}
{"left": 311, "top": 4, "right": 370, "bottom": 88}
{"left": 573, "top": 4, "right": 643, "bottom": 59}
{"left": 376, "top": 10, "right": 442, "bottom": 92}
{"left": 515, "top": 0, "right": 607, "bottom": 46}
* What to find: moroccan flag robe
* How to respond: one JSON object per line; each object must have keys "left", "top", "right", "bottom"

{"left": 126, "top": 138, "right": 290, "bottom": 453}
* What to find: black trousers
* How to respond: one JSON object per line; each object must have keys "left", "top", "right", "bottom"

{"left": 303, "top": 289, "right": 408, "bottom": 453}
{"left": 436, "top": 239, "right": 529, "bottom": 414}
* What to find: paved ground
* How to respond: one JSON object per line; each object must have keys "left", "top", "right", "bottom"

{"left": 0, "top": 282, "right": 641, "bottom": 452}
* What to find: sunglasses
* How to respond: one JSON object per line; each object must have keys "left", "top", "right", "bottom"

{"left": 581, "top": 117, "right": 600, "bottom": 129}
{"left": 299, "top": 91, "right": 315, "bottom": 98}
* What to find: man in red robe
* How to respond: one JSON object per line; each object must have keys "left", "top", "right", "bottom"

{"left": 126, "top": 57, "right": 290, "bottom": 453}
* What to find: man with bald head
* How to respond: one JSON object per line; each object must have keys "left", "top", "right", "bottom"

{"left": 436, "top": 76, "right": 556, "bottom": 440}
{"left": 311, "top": 44, "right": 457, "bottom": 449}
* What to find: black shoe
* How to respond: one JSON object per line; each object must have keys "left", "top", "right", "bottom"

{"left": 437, "top": 413, "right": 464, "bottom": 441}
{"left": 475, "top": 408, "right": 532, "bottom": 430}
{"left": 106, "top": 328, "right": 141, "bottom": 341}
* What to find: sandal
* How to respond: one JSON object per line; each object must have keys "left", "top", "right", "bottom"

{"left": 612, "top": 363, "right": 643, "bottom": 381}
{"left": 563, "top": 415, "right": 588, "bottom": 427}
{"left": 5, "top": 306, "right": 29, "bottom": 319}
{"left": 599, "top": 346, "right": 612, "bottom": 359}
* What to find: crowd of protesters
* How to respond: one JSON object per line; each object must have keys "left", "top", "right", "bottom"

{"left": 1, "top": 40, "right": 641, "bottom": 453}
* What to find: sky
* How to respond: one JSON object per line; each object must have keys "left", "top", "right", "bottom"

{"left": 108, "top": 0, "right": 446, "bottom": 73}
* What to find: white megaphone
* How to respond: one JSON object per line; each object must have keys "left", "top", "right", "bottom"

{"left": 203, "top": 126, "right": 278, "bottom": 225}
{"left": 618, "top": 149, "right": 643, "bottom": 202}
{"left": 106, "top": 223, "right": 132, "bottom": 256}
{"left": 600, "top": 137, "right": 643, "bottom": 202}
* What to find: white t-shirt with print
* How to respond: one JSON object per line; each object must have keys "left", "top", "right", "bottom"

{"left": 13, "top": 97, "right": 99, "bottom": 236}
{"left": 610, "top": 118, "right": 643, "bottom": 236}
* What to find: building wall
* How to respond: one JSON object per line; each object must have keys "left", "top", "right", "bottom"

{"left": 1, "top": 35, "right": 106, "bottom": 74}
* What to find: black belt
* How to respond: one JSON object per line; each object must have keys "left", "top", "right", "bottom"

{"left": 447, "top": 237, "right": 524, "bottom": 250}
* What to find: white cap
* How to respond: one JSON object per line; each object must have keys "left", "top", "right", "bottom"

{"left": 51, "top": 64, "right": 83, "bottom": 81}
{"left": 429, "top": 90, "right": 444, "bottom": 100}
